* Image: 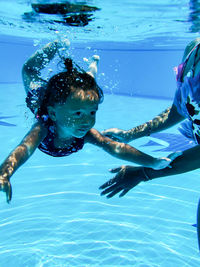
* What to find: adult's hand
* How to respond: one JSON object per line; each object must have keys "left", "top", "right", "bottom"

{"left": 102, "top": 128, "right": 130, "bottom": 142}
{"left": 99, "top": 166, "right": 146, "bottom": 198}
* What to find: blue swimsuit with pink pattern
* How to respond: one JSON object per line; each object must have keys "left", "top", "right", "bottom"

{"left": 174, "top": 42, "right": 200, "bottom": 144}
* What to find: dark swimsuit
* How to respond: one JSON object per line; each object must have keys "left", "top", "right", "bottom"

{"left": 38, "top": 120, "right": 84, "bottom": 157}
{"left": 26, "top": 88, "right": 85, "bottom": 157}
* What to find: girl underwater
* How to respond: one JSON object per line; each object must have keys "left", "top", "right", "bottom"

{"left": 0, "top": 39, "right": 180, "bottom": 203}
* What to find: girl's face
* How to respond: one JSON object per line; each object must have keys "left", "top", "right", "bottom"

{"left": 48, "top": 89, "right": 99, "bottom": 139}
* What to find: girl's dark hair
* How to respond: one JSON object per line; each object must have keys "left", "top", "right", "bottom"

{"left": 38, "top": 58, "right": 103, "bottom": 117}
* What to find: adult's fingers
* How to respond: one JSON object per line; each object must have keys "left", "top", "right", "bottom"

{"left": 101, "top": 133, "right": 120, "bottom": 141}
{"left": 100, "top": 183, "right": 119, "bottom": 195}
{"left": 106, "top": 188, "right": 122, "bottom": 198}
{"left": 109, "top": 167, "right": 123, "bottom": 173}
{"left": 99, "top": 168, "right": 123, "bottom": 189}
{"left": 168, "top": 151, "right": 183, "bottom": 161}
{"left": 99, "top": 178, "right": 116, "bottom": 190}
{"left": 119, "top": 189, "right": 129, "bottom": 198}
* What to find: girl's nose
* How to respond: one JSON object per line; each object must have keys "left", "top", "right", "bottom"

{"left": 82, "top": 116, "right": 94, "bottom": 126}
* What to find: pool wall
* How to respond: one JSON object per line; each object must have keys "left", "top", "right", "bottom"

{"left": 0, "top": 34, "right": 184, "bottom": 99}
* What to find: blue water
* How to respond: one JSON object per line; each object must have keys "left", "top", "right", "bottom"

{"left": 0, "top": 84, "right": 200, "bottom": 266}
{"left": 1, "top": 0, "right": 200, "bottom": 265}
{"left": 0, "top": 0, "right": 193, "bottom": 46}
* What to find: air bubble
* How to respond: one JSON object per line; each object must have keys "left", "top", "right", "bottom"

{"left": 33, "top": 39, "right": 40, "bottom": 47}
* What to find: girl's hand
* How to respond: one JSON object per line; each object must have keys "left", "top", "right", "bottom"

{"left": 0, "top": 174, "right": 12, "bottom": 203}
{"left": 102, "top": 128, "right": 129, "bottom": 142}
{"left": 153, "top": 151, "right": 183, "bottom": 170}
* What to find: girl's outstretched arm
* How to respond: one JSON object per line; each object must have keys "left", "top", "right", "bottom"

{"left": 22, "top": 39, "right": 70, "bottom": 92}
{"left": 0, "top": 122, "right": 47, "bottom": 203}
{"left": 86, "top": 128, "right": 179, "bottom": 170}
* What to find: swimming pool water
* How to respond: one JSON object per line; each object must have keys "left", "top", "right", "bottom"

{"left": 1, "top": 0, "right": 200, "bottom": 266}
{"left": 0, "top": 0, "right": 192, "bottom": 46}
{"left": 0, "top": 83, "right": 200, "bottom": 266}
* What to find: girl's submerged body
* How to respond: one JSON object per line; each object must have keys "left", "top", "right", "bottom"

{"left": 0, "top": 39, "right": 179, "bottom": 203}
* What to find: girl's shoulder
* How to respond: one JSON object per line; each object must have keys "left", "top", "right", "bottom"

{"left": 85, "top": 128, "right": 110, "bottom": 145}
{"left": 85, "top": 128, "right": 101, "bottom": 141}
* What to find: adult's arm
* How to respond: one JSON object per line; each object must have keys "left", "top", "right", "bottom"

{"left": 99, "top": 144, "right": 200, "bottom": 198}
{"left": 102, "top": 104, "right": 185, "bottom": 142}
{"left": 146, "top": 143, "right": 200, "bottom": 177}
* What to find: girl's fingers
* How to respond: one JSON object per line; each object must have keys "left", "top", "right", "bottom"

{"left": 7, "top": 183, "right": 12, "bottom": 203}
{"left": 0, "top": 179, "right": 12, "bottom": 203}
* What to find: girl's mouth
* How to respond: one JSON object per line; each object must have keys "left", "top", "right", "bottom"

{"left": 77, "top": 128, "right": 89, "bottom": 133}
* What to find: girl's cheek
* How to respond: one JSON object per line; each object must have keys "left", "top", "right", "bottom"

{"left": 61, "top": 117, "right": 74, "bottom": 126}
{"left": 68, "top": 118, "right": 77, "bottom": 125}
